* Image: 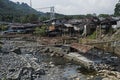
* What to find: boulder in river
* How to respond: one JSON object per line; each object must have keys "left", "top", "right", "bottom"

{"left": 11, "top": 47, "right": 21, "bottom": 54}
{"left": 35, "top": 69, "right": 45, "bottom": 75}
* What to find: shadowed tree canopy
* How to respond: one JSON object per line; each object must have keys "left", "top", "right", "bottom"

{"left": 114, "top": 2, "right": 120, "bottom": 16}
{"left": 21, "top": 14, "right": 39, "bottom": 23}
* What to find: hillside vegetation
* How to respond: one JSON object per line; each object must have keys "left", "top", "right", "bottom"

{"left": 0, "top": 0, "right": 43, "bottom": 22}
{"left": 0, "top": 0, "right": 65, "bottom": 22}
{"left": 0, "top": 0, "right": 40, "bottom": 15}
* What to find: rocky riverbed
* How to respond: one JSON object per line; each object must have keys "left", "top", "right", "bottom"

{"left": 0, "top": 39, "right": 120, "bottom": 80}
{"left": 0, "top": 40, "right": 89, "bottom": 80}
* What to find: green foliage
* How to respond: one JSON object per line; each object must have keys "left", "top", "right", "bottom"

{"left": 64, "top": 13, "right": 97, "bottom": 19}
{"left": 2, "top": 77, "right": 7, "bottom": 80}
{"left": 0, "top": 25, "right": 8, "bottom": 31}
{"left": 34, "top": 25, "right": 47, "bottom": 36}
{"left": 98, "top": 14, "right": 110, "bottom": 18}
{"left": 86, "top": 14, "right": 93, "bottom": 18}
{"left": 0, "top": 0, "right": 41, "bottom": 22}
{"left": 87, "top": 31, "right": 96, "bottom": 39}
{"left": 64, "top": 15, "right": 86, "bottom": 19}
{"left": 0, "top": 0, "right": 66, "bottom": 22}
{"left": 39, "top": 16, "right": 49, "bottom": 21}
{"left": 114, "top": 3, "right": 120, "bottom": 16}
{"left": 21, "top": 14, "right": 38, "bottom": 23}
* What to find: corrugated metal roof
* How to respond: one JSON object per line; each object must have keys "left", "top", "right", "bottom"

{"left": 70, "top": 43, "right": 94, "bottom": 53}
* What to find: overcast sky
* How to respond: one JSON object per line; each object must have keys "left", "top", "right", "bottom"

{"left": 11, "top": 0, "right": 118, "bottom": 15}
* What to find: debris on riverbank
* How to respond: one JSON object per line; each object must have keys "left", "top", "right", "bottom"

{"left": 99, "top": 70, "right": 120, "bottom": 80}
{"left": 0, "top": 38, "right": 120, "bottom": 80}
{"left": 0, "top": 40, "right": 87, "bottom": 80}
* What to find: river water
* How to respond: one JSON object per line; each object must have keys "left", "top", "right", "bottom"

{"left": 21, "top": 48, "right": 102, "bottom": 80}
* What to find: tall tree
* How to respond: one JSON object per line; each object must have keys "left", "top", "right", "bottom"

{"left": 114, "top": 2, "right": 120, "bottom": 16}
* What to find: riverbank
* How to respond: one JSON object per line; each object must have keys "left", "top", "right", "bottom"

{"left": 0, "top": 39, "right": 94, "bottom": 80}
{"left": 0, "top": 38, "right": 120, "bottom": 80}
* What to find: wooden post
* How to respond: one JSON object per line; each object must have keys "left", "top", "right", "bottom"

{"left": 112, "top": 41, "right": 116, "bottom": 54}
{"left": 100, "top": 24, "right": 102, "bottom": 40}
{"left": 96, "top": 26, "right": 98, "bottom": 41}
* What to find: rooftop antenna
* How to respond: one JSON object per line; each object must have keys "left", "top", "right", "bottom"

{"left": 30, "top": 0, "right": 32, "bottom": 7}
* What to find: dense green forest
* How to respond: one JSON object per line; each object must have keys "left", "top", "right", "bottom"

{"left": 0, "top": 0, "right": 44, "bottom": 22}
